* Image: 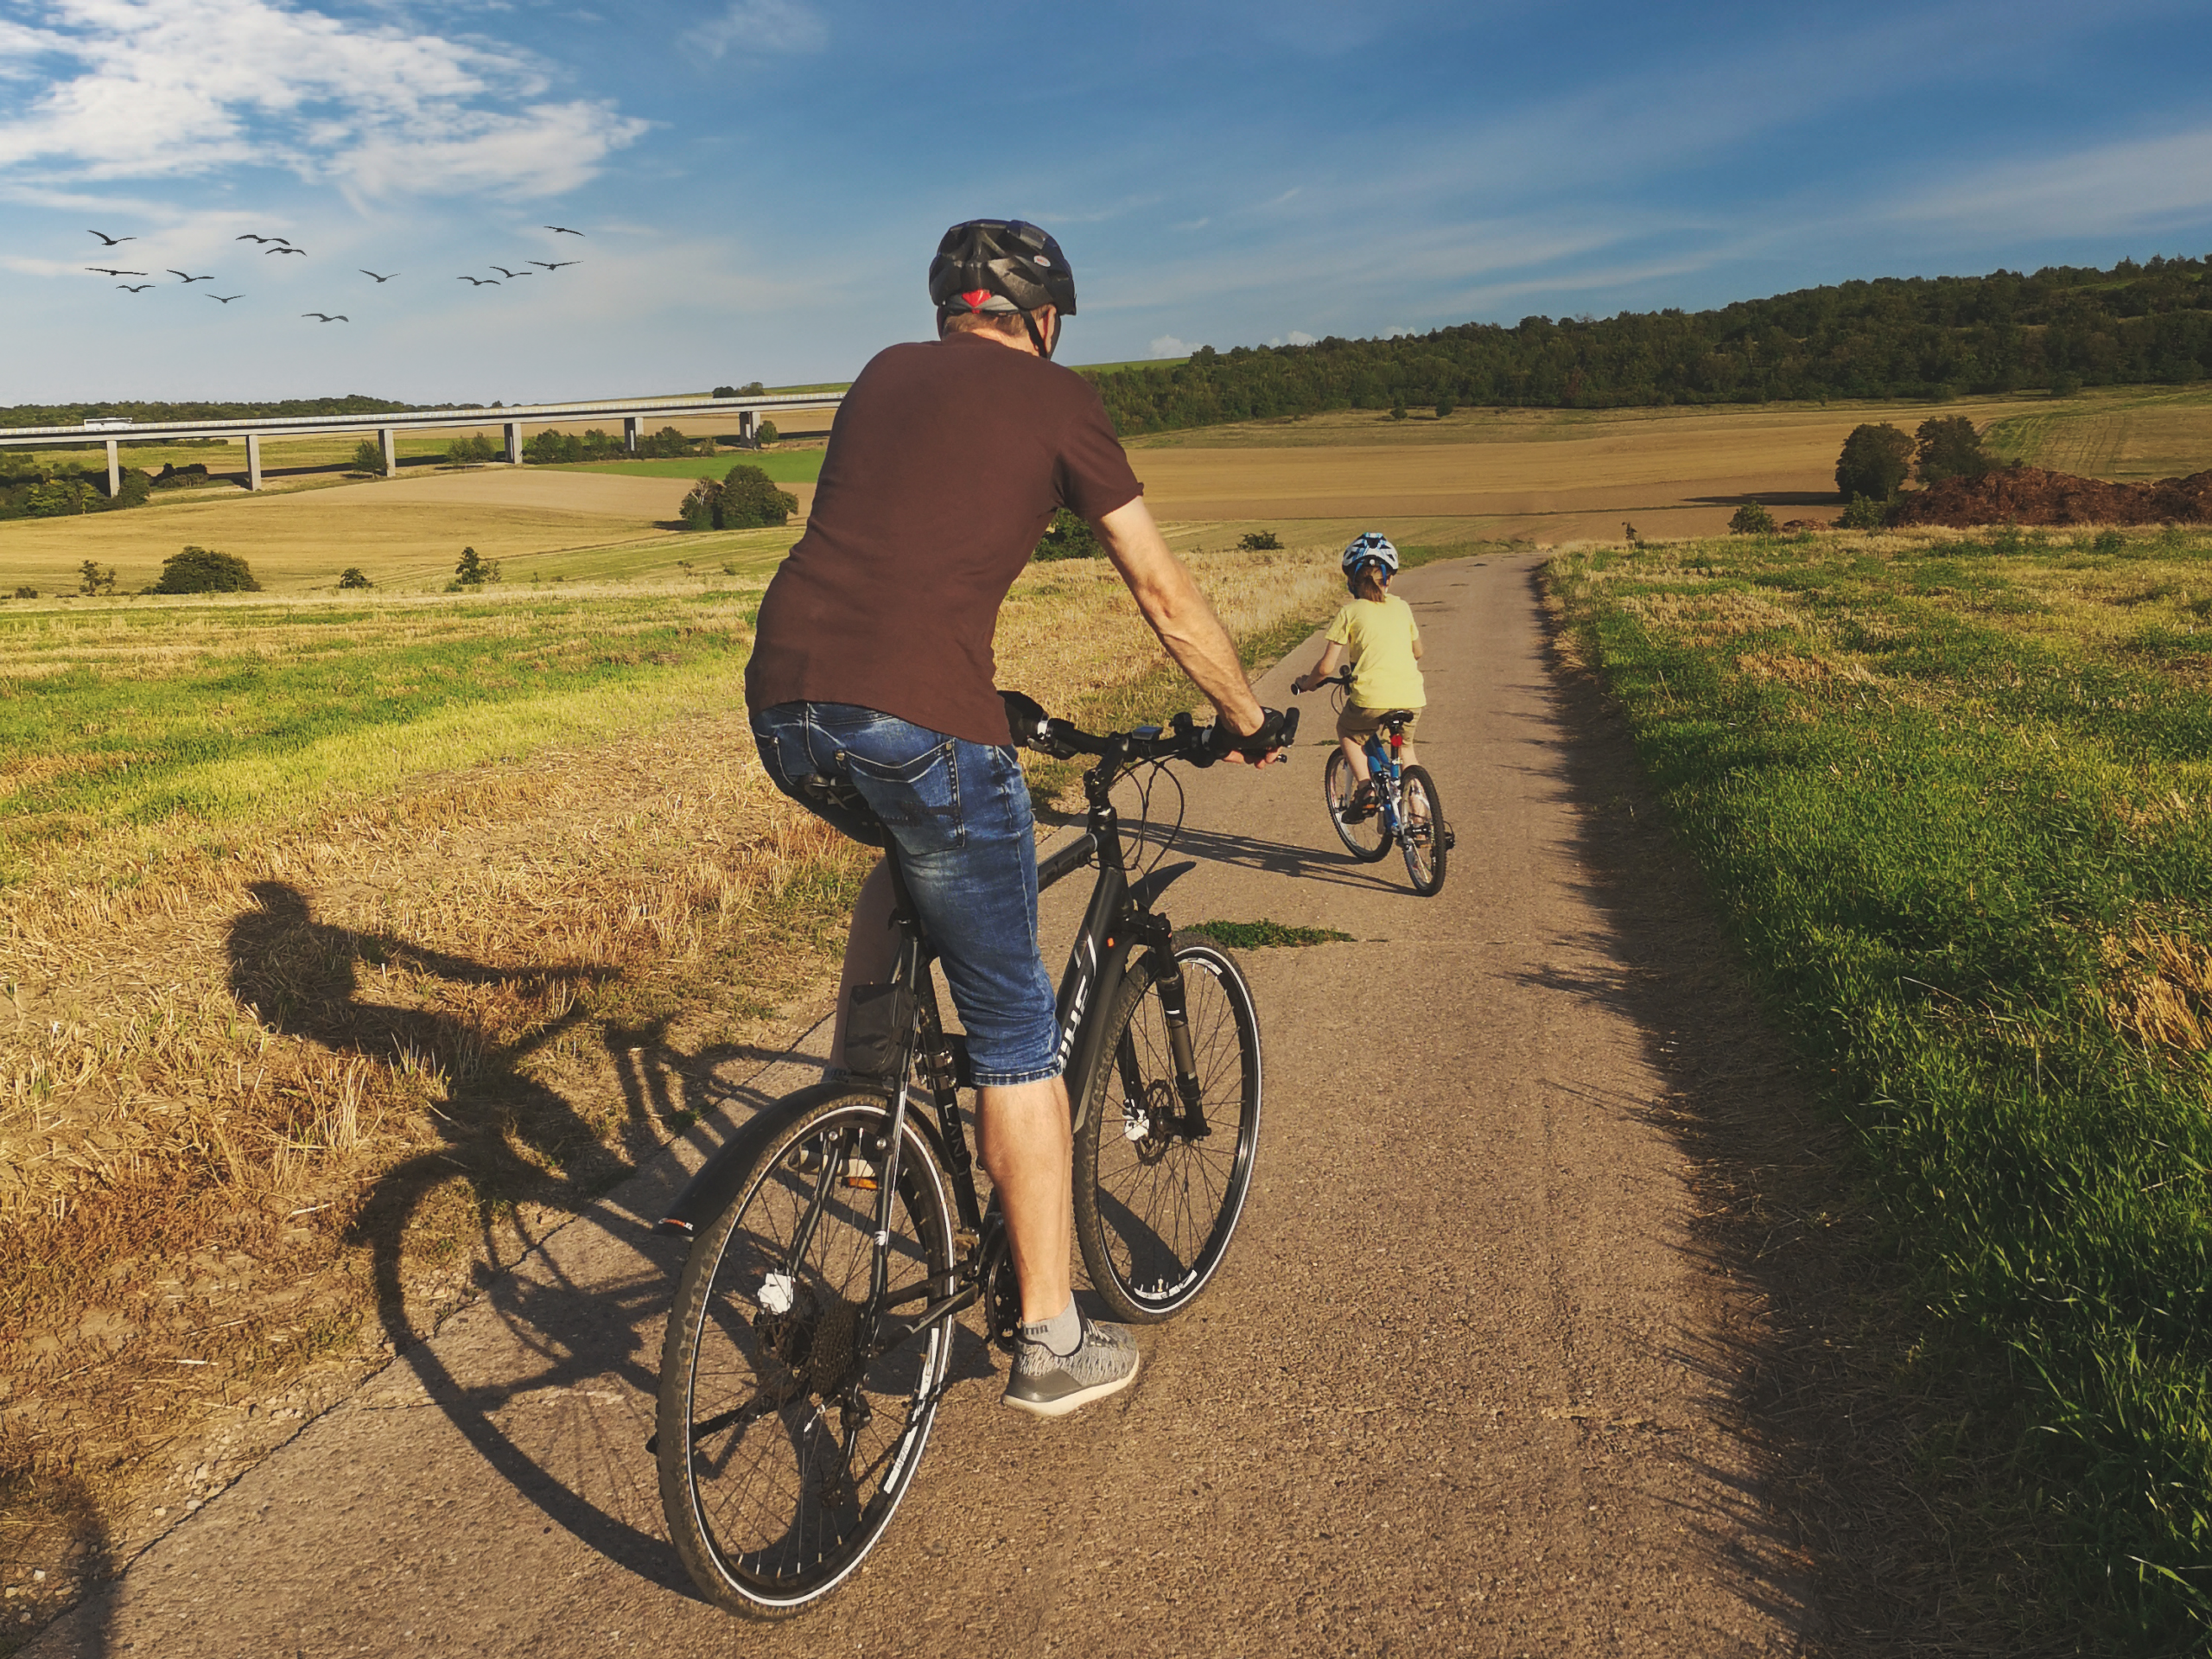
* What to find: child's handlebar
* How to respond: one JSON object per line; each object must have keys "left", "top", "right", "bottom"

{"left": 1001, "top": 690, "right": 1296, "bottom": 767}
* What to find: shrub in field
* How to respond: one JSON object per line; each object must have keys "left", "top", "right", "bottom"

{"left": 1434, "top": 396, "right": 1455, "bottom": 418}
{"left": 1237, "top": 530, "right": 1283, "bottom": 551}
{"left": 636, "top": 426, "right": 708, "bottom": 460}
{"left": 1839, "top": 493, "right": 1888, "bottom": 530}
{"left": 714, "top": 381, "right": 765, "bottom": 397}
{"left": 150, "top": 545, "right": 258, "bottom": 593}
{"left": 337, "top": 567, "right": 372, "bottom": 590}
{"left": 717, "top": 464, "right": 797, "bottom": 528}
{"left": 1034, "top": 509, "right": 1103, "bottom": 560}
{"left": 755, "top": 420, "right": 779, "bottom": 446}
{"left": 444, "top": 433, "right": 496, "bottom": 467}
{"left": 678, "top": 480, "right": 717, "bottom": 531}
{"left": 1835, "top": 422, "right": 1914, "bottom": 501}
{"left": 1390, "top": 400, "right": 1409, "bottom": 421}
{"left": 1728, "top": 502, "right": 1777, "bottom": 535}
{"left": 349, "top": 438, "right": 385, "bottom": 474}
{"left": 452, "top": 546, "right": 500, "bottom": 586}
{"left": 1915, "top": 415, "right": 1993, "bottom": 485}
{"left": 77, "top": 561, "right": 116, "bottom": 595}
{"left": 149, "top": 462, "right": 213, "bottom": 490}
{"left": 2051, "top": 371, "right": 2083, "bottom": 397}
{"left": 10, "top": 586, "right": 33, "bottom": 598}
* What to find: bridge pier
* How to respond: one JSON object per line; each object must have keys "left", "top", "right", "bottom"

{"left": 245, "top": 433, "right": 262, "bottom": 492}
{"left": 738, "top": 410, "right": 756, "bottom": 444}
{"left": 624, "top": 416, "right": 640, "bottom": 455}
{"left": 505, "top": 422, "right": 522, "bottom": 465}
{"left": 379, "top": 428, "right": 397, "bottom": 477}
{"left": 105, "top": 439, "right": 119, "bottom": 498}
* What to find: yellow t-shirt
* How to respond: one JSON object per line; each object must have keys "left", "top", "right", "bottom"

{"left": 1326, "top": 594, "right": 1424, "bottom": 710}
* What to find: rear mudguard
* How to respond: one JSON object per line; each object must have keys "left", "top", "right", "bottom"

{"left": 654, "top": 1079, "right": 949, "bottom": 1240}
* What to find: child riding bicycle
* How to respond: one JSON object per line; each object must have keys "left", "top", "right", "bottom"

{"left": 1290, "top": 532, "right": 1425, "bottom": 818}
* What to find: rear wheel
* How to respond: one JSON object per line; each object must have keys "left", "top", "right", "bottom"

{"left": 657, "top": 1091, "right": 955, "bottom": 1612}
{"left": 1325, "top": 749, "right": 1393, "bottom": 862}
{"left": 1398, "top": 766, "right": 1447, "bottom": 897}
{"left": 1073, "top": 934, "right": 1262, "bottom": 1321}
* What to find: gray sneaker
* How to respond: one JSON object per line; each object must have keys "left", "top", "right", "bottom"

{"left": 1002, "top": 1315, "right": 1141, "bottom": 1419}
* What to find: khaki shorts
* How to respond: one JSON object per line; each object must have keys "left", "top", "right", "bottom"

{"left": 1337, "top": 703, "right": 1421, "bottom": 743}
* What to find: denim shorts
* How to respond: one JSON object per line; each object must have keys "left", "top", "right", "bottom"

{"left": 751, "top": 702, "right": 1061, "bottom": 1086}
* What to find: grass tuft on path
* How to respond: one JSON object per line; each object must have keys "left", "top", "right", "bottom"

{"left": 1185, "top": 918, "right": 1353, "bottom": 949}
{"left": 1549, "top": 523, "right": 2212, "bottom": 1648}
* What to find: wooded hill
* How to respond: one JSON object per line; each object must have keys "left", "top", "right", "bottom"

{"left": 1085, "top": 255, "right": 2212, "bottom": 434}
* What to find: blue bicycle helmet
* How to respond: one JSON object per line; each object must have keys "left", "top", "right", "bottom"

{"left": 1341, "top": 531, "right": 1399, "bottom": 591}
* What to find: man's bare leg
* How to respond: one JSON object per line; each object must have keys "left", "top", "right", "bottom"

{"left": 830, "top": 858, "right": 901, "bottom": 1070}
{"left": 976, "top": 1076, "right": 1073, "bottom": 1322}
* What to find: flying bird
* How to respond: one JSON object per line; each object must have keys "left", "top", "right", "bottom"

{"left": 543, "top": 225, "right": 584, "bottom": 236}
{"left": 168, "top": 270, "right": 211, "bottom": 283}
{"left": 266, "top": 245, "right": 307, "bottom": 256}
{"left": 86, "top": 230, "right": 136, "bottom": 245}
{"left": 457, "top": 275, "right": 499, "bottom": 286}
{"left": 302, "top": 313, "right": 349, "bottom": 322}
{"left": 118, "top": 283, "right": 153, "bottom": 292}
{"left": 237, "top": 233, "right": 276, "bottom": 243}
{"left": 359, "top": 270, "right": 397, "bottom": 283}
{"left": 531, "top": 260, "right": 579, "bottom": 270}
{"left": 87, "top": 267, "right": 147, "bottom": 276}
{"left": 491, "top": 265, "right": 532, "bottom": 278}
{"left": 207, "top": 293, "right": 242, "bottom": 303}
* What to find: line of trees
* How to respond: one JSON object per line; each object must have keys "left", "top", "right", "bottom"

{"left": 1085, "top": 255, "right": 2212, "bottom": 434}
{"left": 0, "top": 463, "right": 152, "bottom": 519}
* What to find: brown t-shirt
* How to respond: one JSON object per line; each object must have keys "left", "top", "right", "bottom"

{"left": 743, "top": 333, "right": 1144, "bottom": 745}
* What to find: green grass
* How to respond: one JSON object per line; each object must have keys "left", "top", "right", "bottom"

{"left": 549, "top": 451, "right": 825, "bottom": 483}
{"left": 1550, "top": 525, "right": 2212, "bottom": 1647}
{"left": 0, "top": 587, "right": 764, "bottom": 884}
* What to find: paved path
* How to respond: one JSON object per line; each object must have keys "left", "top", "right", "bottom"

{"left": 30, "top": 555, "right": 1805, "bottom": 1656}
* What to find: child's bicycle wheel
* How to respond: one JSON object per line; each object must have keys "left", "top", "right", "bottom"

{"left": 1397, "top": 765, "right": 1449, "bottom": 896}
{"left": 1324, "top": 749, "right": 1394, "bottom": 863}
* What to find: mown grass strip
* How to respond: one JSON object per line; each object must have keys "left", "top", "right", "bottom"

{"left": 1549, "top": 525, "right": 2212, "bottom": 1647}
{"left": 1185, "top": 918, "right": 1352, "bottom": 949}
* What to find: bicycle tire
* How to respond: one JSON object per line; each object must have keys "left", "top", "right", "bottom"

{"left": 658, "top": 1090, "right": 956, "bottom": 1612}
{"left": 1398, "top": 766, "right": 1447, "bottom": 897}
{"left": 1073, "top": 933, "right": 1262, "bottom": 1321}
{"left": 1324, "top": 748, "right": 1394, "bottom": 863}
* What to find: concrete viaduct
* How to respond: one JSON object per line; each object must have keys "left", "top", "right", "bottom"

{"left": 0, "top": 391, "right": 845, "bottom": 495}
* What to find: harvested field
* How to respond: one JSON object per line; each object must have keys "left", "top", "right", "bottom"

{"left": 0, "top": 539, "right": 1363, "bottom": 1636}
{"left": 1986, "top": 388, "right": 2212, "bottom": 481}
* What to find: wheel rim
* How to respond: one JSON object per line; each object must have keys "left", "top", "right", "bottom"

{"left": 679, "top": 1107, "right": 950, "bottom": 1604}
{"left": 1090, "top": 950, "right": 1260, "bottom": 1313}
{"left": 1325, "top": 751, "right": 1391, "bottom": 861}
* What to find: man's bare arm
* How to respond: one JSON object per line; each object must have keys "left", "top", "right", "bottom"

{"left": 1094, "top": 496, "right": 1266, "bottom": 737}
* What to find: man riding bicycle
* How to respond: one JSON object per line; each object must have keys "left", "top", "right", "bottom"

{"left": 744, "top": 218, "right": 1289, "bottom": 1417}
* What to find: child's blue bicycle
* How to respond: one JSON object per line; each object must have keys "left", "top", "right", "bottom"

{"left": 1303, "top": 671, "right": 1452, "bottom": 897}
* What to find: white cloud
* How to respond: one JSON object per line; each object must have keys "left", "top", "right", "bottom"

{"left": 1889, "top": 126, "right": 2212, "bottom": 238}
{"left": 0, "top": 0, "right": 646, "bottom": 198}
{"left": 688, "top": 0, "right": 827, "bottom": 60}
{"left": 1263, "top": 329, "right": 1317, "bottom": 347}
{"left": 1148, "top": 334, "right": 1197, "bottom": 357}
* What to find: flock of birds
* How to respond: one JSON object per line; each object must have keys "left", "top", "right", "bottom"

{"left": 81, "top": 226, "right": 586, "bottom": 321}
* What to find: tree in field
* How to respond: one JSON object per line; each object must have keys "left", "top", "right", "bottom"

{"left": 338, "top": 567, "right": 372, "bottom": 589}
{"left": 715, "top": 463, "right": 797, "bottom": 528}
{"left": 1034, "top": 510, "right": 1101, "bottom": 560}
{"left": 1835, "top": 423, "right": 1914, "bottom": 500}
{"left": 1434, "top": 396, "right": 1455, "bottom": 418}
{"left": 1729, "top": 503, "right": 1777, "bottom": 535}
{"left": 78, "top": 560, "right": 117, "bottom": 594}
{"left": 453, "top": 546, "right": 502, "bottom": 585}
{"left": 755, "top": 420, "right": 779, "bottom": 445}
{"left": 1237, "top": 530, "right": 1282, "bottom": 550}
{"left": 151, "top": 545, "right": 259, "bottom": 593}
{"left": 1839, "top": 494, "right": 1888, "bottom": 530}
{"left": 444, "top": 433, "right": 495, "bottom": 466}
{"left": 350, "top": 438, "right": 385, "bottom": 474}
{"left": 1389, "top": 400, "right": 1409, "bottom": 421}
{"left": 1914, "top": 415, "right": 1993, "bottom": 485}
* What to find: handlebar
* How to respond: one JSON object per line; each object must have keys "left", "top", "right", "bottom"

{"left": 1297, "top": 669, "right": 1353, "bottom": 693}
{"left": 1001, "top": 690, "right": 1297, "bottom": 768}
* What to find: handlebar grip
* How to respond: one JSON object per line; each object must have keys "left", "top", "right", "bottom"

{"left": 1281, "top": 706, "right": 1300, "bottom": 745}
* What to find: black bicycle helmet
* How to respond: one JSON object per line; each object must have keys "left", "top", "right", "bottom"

{"left": 929, "top": 219, "right": 1077, "bottom": 317}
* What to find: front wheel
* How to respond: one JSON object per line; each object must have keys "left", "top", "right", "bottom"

{"left": 1398, "top": 765, "right": 1448, "bottom": 896}
{"left": 1073, "top": 933, "right": 1262, "bottom": 1321}
{"left": 1324, "top": 748, "right": 1394, "bottom": 862}
{"left": 657, "top": 1090, "right": 956, "bottom": 1613}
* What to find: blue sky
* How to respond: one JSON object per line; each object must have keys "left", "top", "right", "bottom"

{"left": 3, "top": 0, "right": 2209, "bottom": 404}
